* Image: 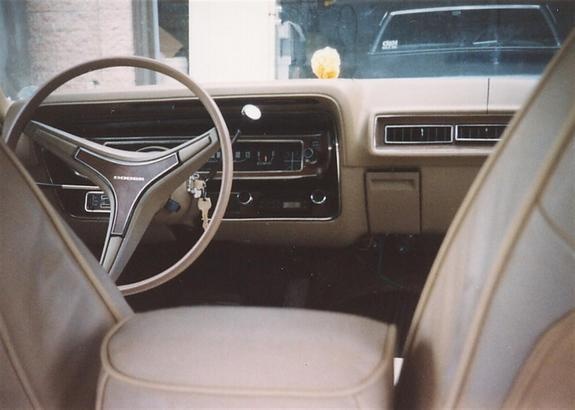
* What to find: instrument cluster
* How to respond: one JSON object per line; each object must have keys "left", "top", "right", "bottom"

{"left": 34, "top": 96, "right": 341, "bottom": 221}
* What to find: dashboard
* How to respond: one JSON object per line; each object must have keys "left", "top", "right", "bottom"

{"left": 34, "top": 96, "right": 340, "bottom": 225}
{"left": 20, "top": 77, "right": 536, "bottom": 247}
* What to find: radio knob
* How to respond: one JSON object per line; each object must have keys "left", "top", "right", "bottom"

{"left": 310, "top": 190, "right": 327, "bottom": 205}
{"left": 237, "top": 191, "right": 254, "bottom": 206}
{"left": 303, "top": 147, "right": 318, "bottom": 164}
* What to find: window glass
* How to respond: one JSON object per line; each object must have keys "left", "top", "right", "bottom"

{"left": 378, "top": 8, "right": 558, "bottom": 52}
{"left": 0, "top": 0, "right": 573, "bottom": 98}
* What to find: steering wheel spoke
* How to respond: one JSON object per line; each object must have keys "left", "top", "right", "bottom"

{"left": 176, "top": 127, "right": 219, "bottom": 166}
{"left": 75, "top": 128, "right": 219, "bottom": 278}
{"left": 27, "top": 121, "right": 221, "bottom": 280}
{"left": 25, "top": 121, "right": 83, "bottom": 156}
{"left": 26, "top": 120, "right": 148, "bottom": 160}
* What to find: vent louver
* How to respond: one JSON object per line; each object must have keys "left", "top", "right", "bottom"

{"left": 456, "top": 125, "right": 506, "bottom": 142}
{"left": 385, "top": 125, "right": 453, "bottom": 144}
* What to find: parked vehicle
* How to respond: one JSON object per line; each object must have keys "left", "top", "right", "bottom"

{"left": 357, "top": 4, "right": 562, "bottom": 77}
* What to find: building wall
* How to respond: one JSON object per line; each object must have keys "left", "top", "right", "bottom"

{"left": 0, "top": 0, "right": 31, "bottom": 98}
{"left": 26, "top": 0, "right": 136, "bottom": 92}
{"left": 188, "top": 0, "right": 276, "bottom": 83}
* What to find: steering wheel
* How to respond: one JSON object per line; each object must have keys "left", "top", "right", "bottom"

{"left": 4, "top": 57, "right": 233, "bottom": 295}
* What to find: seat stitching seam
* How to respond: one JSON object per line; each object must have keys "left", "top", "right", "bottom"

{"left": 502, "top": 311, "right": 575, "bottom": 408}
{"left": 96, "top": 372, "right": 110, "bottom": 410}
{"left": 537, "top": 202, "right": 575, "bottom": 250}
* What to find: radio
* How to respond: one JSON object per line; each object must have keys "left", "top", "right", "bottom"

{"left": 202, "top": 134, "right": 329, "bottom": 179}
{"left": 205, "top": 139, "right": 304, "bottom": 173}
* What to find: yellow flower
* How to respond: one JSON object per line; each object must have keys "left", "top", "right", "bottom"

{"left": 311, "top": 47, "right": 341, "bottom": 79}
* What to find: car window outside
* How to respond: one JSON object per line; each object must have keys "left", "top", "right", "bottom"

{"left": 0, "top": 0, "right": 573, "bottom": 98}
{"left": 376, "top": 7, "right": 559, "bottom": 52}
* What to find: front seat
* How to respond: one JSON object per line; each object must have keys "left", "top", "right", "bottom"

{"left": 1, "top": 36, "right": 574, "bottom": 410}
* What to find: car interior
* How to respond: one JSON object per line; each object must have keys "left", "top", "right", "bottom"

{"left": 0, "top": 1, "right": 574, "bottom": 409}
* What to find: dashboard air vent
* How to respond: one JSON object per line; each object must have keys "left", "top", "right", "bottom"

{"left": 385, "top": 125, "right": 453, "bottom": 144}
{"left": 456, "top": 125, "right": 506, "bottom": 142}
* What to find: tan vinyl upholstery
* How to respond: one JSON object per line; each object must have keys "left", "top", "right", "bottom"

{"left": 397, "top": 34, "right": 575, "bottom": 409}
{"left": 502, "top": 311, "right": 575, "bottom": 409}
{"left": 0, "top": 142, "right": 133, "bottom": 409}
{"left": 97, "top": 307, "right": 396, "bottom": 408}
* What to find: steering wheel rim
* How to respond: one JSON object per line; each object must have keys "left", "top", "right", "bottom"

{"left": 4, "top": 56, "right": 234, "bottom": 295}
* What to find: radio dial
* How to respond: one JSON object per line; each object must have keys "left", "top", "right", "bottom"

{"left": 310, "top": 190, "right": 327, "bottom": 205}
{"left": 237, "top": 191, "right": 254, "bottom": 206}
{"left": 304, "top": 147, "right": 318, "bottom": 164}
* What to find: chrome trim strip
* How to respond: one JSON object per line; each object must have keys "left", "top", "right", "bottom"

{"left": 102, "top": 139, "right": 182, "bottom": 147}
{"left": 223, "top": 216, "right": 335, "bottom": 222}
{"left": 333, "top": 131, "right": 341, "bottom": 219}
{"left": 37, "top": 182, "right": 100, "bottom": 190}
{"left": 455, "top": 124, "right": 507, "bottom": 142}
{"left": 202, "top": 173, "right": 317, "bottom": 181}
{"left": 384, "top": 124, "right": 454, "bottom": 144}
{"left": 388, "top": 4, "right": 544, "bottom": 17}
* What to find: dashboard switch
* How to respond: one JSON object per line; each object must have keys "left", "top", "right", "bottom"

{"left": 85, "top": 191, "right": 110, "bottom": 213}
{"left": 237, "top": 191, "right": 254, "bottom": 206}
{"left": 164, "top": 198, "right": 181, "bottom": 213}
{"left": 310, "top": 190, "right": 327, "bottom": 205}
{"left": 304, "top": 147, "right": 318, "bottom": 164}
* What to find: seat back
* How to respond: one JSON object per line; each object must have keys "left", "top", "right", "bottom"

{"left": 397, "top": 33, "right": 575, "bottom": 408}
{"left": 0, "top": 143, "right": 132, "bottom": 408}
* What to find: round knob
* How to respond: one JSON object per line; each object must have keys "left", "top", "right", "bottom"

{"left": 303, "top": 147, "right": 318, "bottom": 164}
{"left": 310, "top": 190, "right": 327, "bottom": 205}
{"left": 237, "top": 191, "right": 253, "bottom": 206}
{"left": 241, "top": 104, "right": 262, "bottom": 121}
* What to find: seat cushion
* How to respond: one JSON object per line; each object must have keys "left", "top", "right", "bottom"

{"left": 98, "top": 307, "right": 396, "bottom": 409}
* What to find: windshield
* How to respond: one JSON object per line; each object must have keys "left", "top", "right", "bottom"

{"left": 0, "top": 0, "right": 573, "bottom": 98}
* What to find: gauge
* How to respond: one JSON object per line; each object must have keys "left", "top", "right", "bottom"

{"left": 201, "top": 140, "right": 303, "bottom": 172}
{"left": 256, "top": 148, "right": 276, "bottom": 166}
{"left": 283, "top": 147, "right": 303, "bottom": 171}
